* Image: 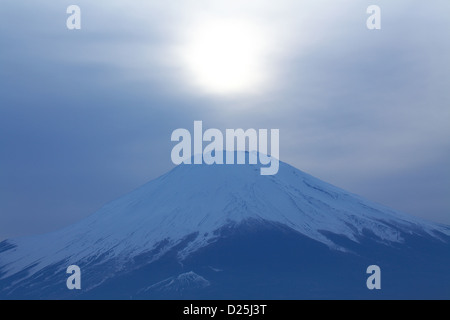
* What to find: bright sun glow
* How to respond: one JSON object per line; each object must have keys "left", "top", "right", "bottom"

{"left": 181, "top": 19, "right": 268, "bottom": 95}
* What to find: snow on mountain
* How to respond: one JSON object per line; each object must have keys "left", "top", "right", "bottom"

{"left": 141, "top": 271, "right": 210, "bottom": 293}
{"left": 0, "top": 152, "right": 449, "bottom": 293}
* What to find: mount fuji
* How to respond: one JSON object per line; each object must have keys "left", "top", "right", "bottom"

{"left": 1, "top": 152, "right": 449, "bottom": 299}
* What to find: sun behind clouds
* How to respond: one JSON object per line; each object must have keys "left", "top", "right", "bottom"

{"left": 180, "top": 19, "right": 269, "bottom": 95}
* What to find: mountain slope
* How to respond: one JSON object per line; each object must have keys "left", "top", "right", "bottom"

{"left": 1, "top": 152, "right": 449, "bottom": 299}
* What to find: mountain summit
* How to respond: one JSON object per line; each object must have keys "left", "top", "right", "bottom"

{"left": 1, "top": 152, "right": 449, "bottom": 299}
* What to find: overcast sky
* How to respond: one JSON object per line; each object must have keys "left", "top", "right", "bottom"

{"left": 1, "top": 0, "right": 449, "bottom": 240}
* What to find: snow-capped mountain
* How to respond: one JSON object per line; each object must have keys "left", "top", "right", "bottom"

{"left": 1, "top": 152, "right": 449, "bottom": 299}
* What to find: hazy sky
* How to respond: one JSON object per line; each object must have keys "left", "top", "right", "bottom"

{"left": 1, "top": 0, "right": 449, "bottom": 240}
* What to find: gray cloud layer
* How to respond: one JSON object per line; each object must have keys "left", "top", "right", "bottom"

{"left": 1, "top": 0, "right": 449, "bottom": 240}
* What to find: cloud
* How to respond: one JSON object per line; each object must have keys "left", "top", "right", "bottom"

{"left": 0, "top": 0, "right": 449, "bottom": 239}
